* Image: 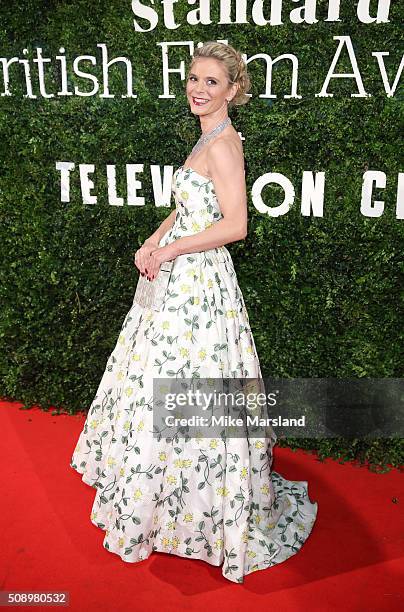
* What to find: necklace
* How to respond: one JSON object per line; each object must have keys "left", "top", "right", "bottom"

{"left": 189, "top": 116, "right": 232, "bottom": 158}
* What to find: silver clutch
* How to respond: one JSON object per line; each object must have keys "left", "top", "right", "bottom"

{"left": 133, "top": 260, "right": 174, "bottom": 311}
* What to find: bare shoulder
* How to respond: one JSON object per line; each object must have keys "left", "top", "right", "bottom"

{"left": 207, "top": 127, "right": 244, "bottom": 177}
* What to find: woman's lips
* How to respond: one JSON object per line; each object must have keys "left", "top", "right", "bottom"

{"left": 192, "top": 97, "right": 210, "bottom": 106}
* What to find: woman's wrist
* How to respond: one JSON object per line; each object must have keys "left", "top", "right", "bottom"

{"left": 173, "top": 238, "right": 182, "bottom": 257}
{"left": 143, "top": 236, "right": 159, "bottom": 247}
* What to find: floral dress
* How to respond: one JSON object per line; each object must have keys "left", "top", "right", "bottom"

{"left": 70, "top": 165, "right": 318, "bottom": 584}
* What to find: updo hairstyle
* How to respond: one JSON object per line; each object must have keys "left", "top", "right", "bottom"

{"left": 189, "top": 41, "right": 251, "bottom": 107}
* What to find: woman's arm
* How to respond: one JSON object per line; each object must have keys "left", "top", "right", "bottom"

{"left": 146, "top": 140, "right": 247, "bottom": 279}
{"left": 174, "top": 214, "right": 245, "bottom": 257}
{"left": 134, "top": 208, "right": 176, "bottom": 276}
{"left": 144, "top": 208, "right": 176, "bottom": 246}
{"left": 173, "top": 140, "right": 247, "bottom": 257}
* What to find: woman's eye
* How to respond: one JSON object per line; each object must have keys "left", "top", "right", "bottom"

{"left": 189, "top": 76, "right": 216, "bottom": 85}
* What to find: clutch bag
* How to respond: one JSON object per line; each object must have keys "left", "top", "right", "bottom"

{"left": 134, "top": 260, "right": 174, "bottom": 311}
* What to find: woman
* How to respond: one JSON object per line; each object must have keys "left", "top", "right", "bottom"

{"left": 70, "top": 41, "right": 318, "bottom": 584}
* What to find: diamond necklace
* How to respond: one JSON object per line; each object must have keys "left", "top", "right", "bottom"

{"left": 189, "top": 116, "right": 232, "bottom": 158}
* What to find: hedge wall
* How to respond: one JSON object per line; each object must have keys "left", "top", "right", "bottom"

{"left": 0, "top": 0, "right": 403, "bottom": 471}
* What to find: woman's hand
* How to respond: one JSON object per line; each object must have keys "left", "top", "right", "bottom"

{"left": 146, "top": 243, "right": 178, "bottom": 280}
{"left": 133, "top": 239, "right": 159, "bottom": 276}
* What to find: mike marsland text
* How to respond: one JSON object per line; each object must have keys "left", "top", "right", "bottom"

{"left": 164, "top": 415, "right": 306, "bottom": 427}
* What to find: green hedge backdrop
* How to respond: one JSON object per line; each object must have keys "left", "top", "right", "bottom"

{"left": 0, "top": 0, "right": 403, "bottom": 471}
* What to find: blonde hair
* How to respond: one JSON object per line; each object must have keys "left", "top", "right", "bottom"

{"left": 188, "top": 41, "right": 251, "bottom": 107}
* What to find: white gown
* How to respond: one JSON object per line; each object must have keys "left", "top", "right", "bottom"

{"left": 70, "top": 165, "right": 318, "bottom": 583}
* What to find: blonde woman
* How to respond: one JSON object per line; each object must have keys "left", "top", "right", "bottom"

{"left": 70, "top": 41, "right": 318, "bottom": 584}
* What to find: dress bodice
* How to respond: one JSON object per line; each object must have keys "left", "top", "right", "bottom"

{"left": 172, "top": 165, "right": 224, "bottom": 233}
{"left": 159, "top": 165, "right": 230, "bottom": 262}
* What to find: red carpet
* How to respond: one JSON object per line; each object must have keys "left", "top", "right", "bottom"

{"left": 1, "top": 399, "right": 402, "bottom": 611}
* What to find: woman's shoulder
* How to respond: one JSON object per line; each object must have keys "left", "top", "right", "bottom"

{"left": 207, "top": 128, "right": 244, "bottom": 166}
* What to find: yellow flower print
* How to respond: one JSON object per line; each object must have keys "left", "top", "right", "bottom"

{"left": 133, "top": 488, "right": 143, "bottom": 500}
{"left": 161, "top": 536, "right": 171, "bottom": 548}
{"left": 125, "top": 387, "right": 133, "bottom": 397}
{"left": 159, "top": 452, "right": 167, "bottom": 462}
{"left": 297, "top": 523, "right": 306, "bottom": 532}
{"left": 186, "top": 268, "right": 197, "bottom": 277}
{"left": 117, "top": 370, "right": 125, "bottom": 381}
{"left": 266, "top": 522, "right": 276, "bottom": 530}
{"left": 118, "top": 334, "right": 125, "bottom": 345}
{"left": 153, "top": 514, "right": 159, "bottom": 525}
{"left": 166, "top": 474, "right": 177, "bottom": 485}
{"left": 251, "top": 564, "right": 260, "bottom": 572}
{"left": 183, "top": 513, "right": 193, "bottom": 523}
{"left": 246, "top": 345, "right": 254, "bottom": 356}
{"left": 254, "top": 514, "right": 262, "bottom": 525}
{"left": 247, "top": 550, "right": 257, "bottom": 558}
{"left": 240, "top": 466, "right": 248, "bottom": 480}
{"left": 146, "top": 311, "right": 153, "bottom": 321}
{"left": 89, "top": 419, "right": 99, "bottom": 430}
{"left": 166, "top": 521, "right": 177, "bottom": 531}
{"left": 193, "top": 296, "right": 200, "bottom": 305}
{"left": 216, "top": 487, "right": 229, "bottom": 497}
{"left": 123, "top": 420, "right": 131, "bottom": 431}
{"left": 241, "top": 530, "right": 249, "bottom": 543}
{"left": 162, "top": 321, "right": 170, "bottom": 330}
{"left": 180, "top": 191, "right": 189, "bottom": 200}
{"left": 192, "top": 221, "right": 201, "bottom": 232}
{"left": 131, "top": 353, "right": 141, "bottom": 361}
{"left": 218, "top": 360, "right": 224, "bottom": 371}
{"left": 137, "top": 420, "right": 144, "bottom": 432}
{"left": 204, "top": 221, "right": 213, "bottom": 229}
{"left": 181, "top": 284, "right": 191, "bottom": 293}
{"left": 119, "top": 467, "right": 125, "bottom": 477}
{"left": 171, "top": 536, "right": 180, "bottom": 550}
{"left": 107, "top": 456, "right": 116, "bottom": 467}
{"left": 286, "top": 498, "right": 292, "bottom": 508}
{"left": 254, "top": 440, "right": 264, "bottom": 449}
{"left": 194, "top": 428, "right": 205, "bottom": 441}
{"left": 207, "top": 278, "right": 213, "bottom": 288}
{"left": 209, "top": 439, "right": 218, "bottom": 449}
{"left": 90, "top": 511, "right": 97, "bottom": 521}
{"left": 244, "top": 379, "right": 260, "bottom": 394}
{"left": 183, "top": 330, "right": 193, "bottom": 340}
{"left": 174, "top": 458, "right": 192, "bottom": 468}
{"left": 226, "top": 309, "right": 236, "bottom": 319}
{"left": 198, "top": 349, "right": 207, "bottom": 360}
{"left": 261, "top": 483, "right": 270, "bottom": 496}
{"left": 214, "top": 538, "right": 224, "bottom": 550}
{"left": 118, "top": 537, "right": 125, "bottom": 548}
{"left": 180, "top": 347, "right": 189, "bottom": 358}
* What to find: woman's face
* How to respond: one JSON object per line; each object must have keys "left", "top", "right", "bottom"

{"left": 186, "top": 57, "right": 237, "bottom": 115}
